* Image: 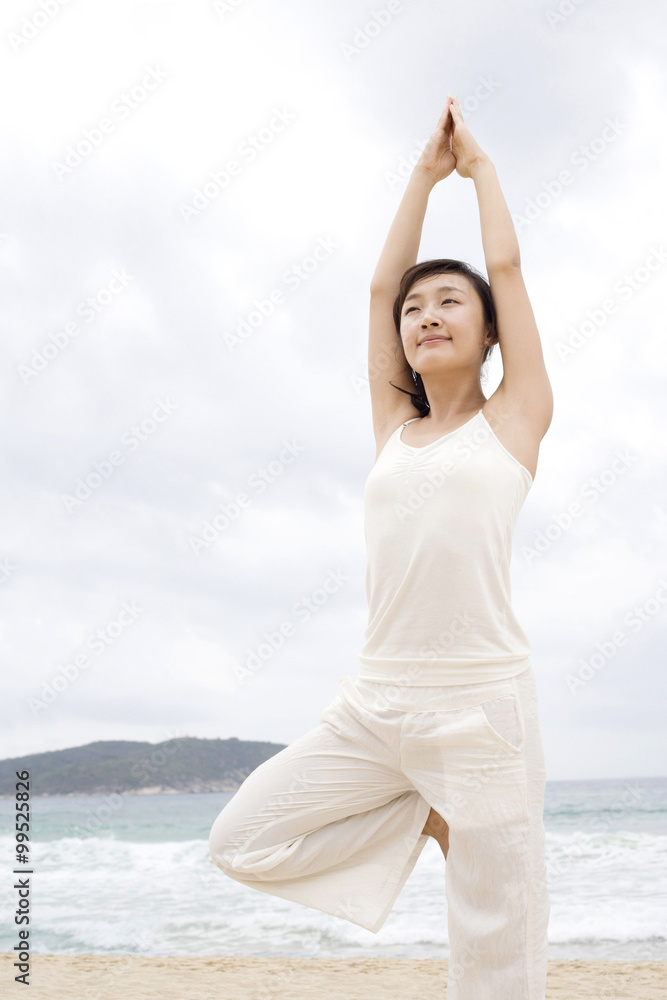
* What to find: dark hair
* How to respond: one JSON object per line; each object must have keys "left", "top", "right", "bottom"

{"left": 389, "top": 259, "right": 499, "bottom": 416}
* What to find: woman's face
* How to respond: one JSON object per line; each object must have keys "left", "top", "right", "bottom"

{"left": 399, "top": 273, "right": 491, "bottom": 373}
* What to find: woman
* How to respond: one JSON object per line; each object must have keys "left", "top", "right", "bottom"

{"left": 209, "top": 95, "right": 553, "bottom": 1000}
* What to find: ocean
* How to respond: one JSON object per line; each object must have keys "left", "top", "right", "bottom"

{"left": 1, "top": 776, "right": 665, "bottom": 961}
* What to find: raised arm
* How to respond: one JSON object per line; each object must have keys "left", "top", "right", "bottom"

{"left": 449, "top": 97, "right": 554, "bottom": 435}
{"left": 369, "top": 169, "right": 436, "bottom": 293}
{"left": 368, "top": 99, "right": 456, "bottom": 443}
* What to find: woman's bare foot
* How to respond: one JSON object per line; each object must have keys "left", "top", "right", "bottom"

{"left": 421, "top": 806, "right": 449, "bottom": 860}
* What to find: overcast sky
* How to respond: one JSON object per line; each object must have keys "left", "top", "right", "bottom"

{"left": 1, "top": 0, "right": 665, "bottom": 781}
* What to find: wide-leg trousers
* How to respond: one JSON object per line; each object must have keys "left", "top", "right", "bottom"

{"left": 208, "top": 664, "right": 550, "bottom": 1000}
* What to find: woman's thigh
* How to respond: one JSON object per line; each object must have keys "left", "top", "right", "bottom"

{"left": 385, "top": 668, "right": 545, "bottom": 831}
{"left": 208, "top": 679, "right": 415, "bottom": 855}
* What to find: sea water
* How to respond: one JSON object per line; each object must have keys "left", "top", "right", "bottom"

{"left": 0, "top": 776, "right": 665, "bottom": 960}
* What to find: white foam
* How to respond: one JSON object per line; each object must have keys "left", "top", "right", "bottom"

{"left": 0, "top": 819, "right": 665, "bottom": 959}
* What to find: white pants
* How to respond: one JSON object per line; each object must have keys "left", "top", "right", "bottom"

{"left": 208, "top": 665, "right": 550, "bottom": 1000}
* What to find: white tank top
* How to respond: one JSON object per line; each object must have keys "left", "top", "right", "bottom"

{"left": 358, "top": 408, "right": 533, "bottom": 685}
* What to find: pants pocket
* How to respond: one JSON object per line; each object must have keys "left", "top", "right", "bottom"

{"left": 478, "top": 691, "right": 524, "bottom": 752}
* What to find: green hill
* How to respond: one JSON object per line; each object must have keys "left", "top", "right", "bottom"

{"left": 0, "top": 736, "right": 288, "bottom": 797}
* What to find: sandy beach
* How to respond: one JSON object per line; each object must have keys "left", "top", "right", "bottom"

{"left": 1, "top": 954, "right": 665, "bottom": 998}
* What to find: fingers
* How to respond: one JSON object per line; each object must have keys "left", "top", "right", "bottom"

{"left": 436, "top": 101, "right": 451, "bottom": 130}
{"left": 432, "top": 96, "right": 456, "bottom": 147}
{"left": 440, "top": 94, "right": 455, "bottom": 118}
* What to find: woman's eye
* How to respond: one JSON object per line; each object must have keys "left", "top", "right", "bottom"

{"left": 405, "top": 299, "right": 456, "bottom": 315}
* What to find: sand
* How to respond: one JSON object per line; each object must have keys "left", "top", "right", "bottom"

{"left": 1, "top": 954, "right": 665, "bottom": 998}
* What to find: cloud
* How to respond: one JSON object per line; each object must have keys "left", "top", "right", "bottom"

{"left": 0, "top": 0, "right": 664, "bottom": 780}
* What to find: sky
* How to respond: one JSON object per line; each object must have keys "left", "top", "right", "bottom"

{"left": 0, "top": 0, "right": 665, "bottom": 781}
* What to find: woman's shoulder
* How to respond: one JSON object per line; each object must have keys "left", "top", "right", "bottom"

{"left": 372, "top": 404, "right": 421, "bottom": 462}
{"left": 479, "top": 391, "right": 549, "bottom": 483}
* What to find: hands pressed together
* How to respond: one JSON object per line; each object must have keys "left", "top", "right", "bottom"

{"left": 415, "top": 95, "right": 490, "bottom": 183}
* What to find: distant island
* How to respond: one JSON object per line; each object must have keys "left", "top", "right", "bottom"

{"left": 0, "top": 736, "right": 287, "bottom": 797}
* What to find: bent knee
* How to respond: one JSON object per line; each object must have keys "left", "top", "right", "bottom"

{"left": 208, "top": 802, "right": 272, "bottom": 876}
{"left": 208, "top": 804, "right": 246, "bottom": 867}
{"left": 209, "top": 832, "right": 247, "bottom": 880}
